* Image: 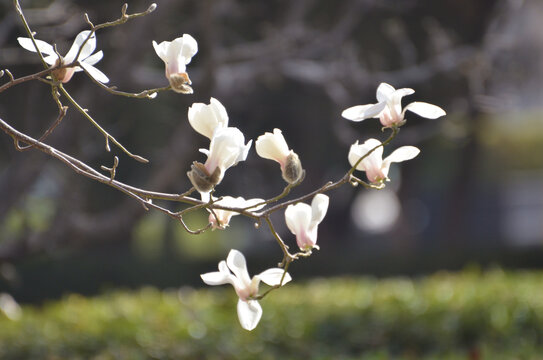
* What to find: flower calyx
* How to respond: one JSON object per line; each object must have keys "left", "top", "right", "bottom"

{"left": 187, "top": 161, "right": 221, "bottom": 193}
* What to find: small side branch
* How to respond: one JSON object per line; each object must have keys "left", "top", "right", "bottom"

{"left": 57, "top": 84, "right": 149, "bottom": 163}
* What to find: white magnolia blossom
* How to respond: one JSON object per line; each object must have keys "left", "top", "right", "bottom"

{"left": 208, "top": 196, "right": 265, "bottom": 230}
{"left": 188, "top": 97, "right": 228, "bottom": 140}
{"left": 200, "top": 127, "right": 252, "bottom": 183}
{"left": 255, "top": 128, "right": 292, "bottom": 168}
{"left": 255, "top": 128, "right": 303, "bottom": 184}
{"left": 285, "top": 194, "right": 329, "bottom": 251}
{"left": 341, "top": 82, "right": 446, "bottom": 127}
{"left": 348, "top": 138, "right": 420, "bottom": 184}
{"left": 201, "top": 249, "right": 291, "bottom": 331}
{"left": 152, "top": 34, "right": 198, "bottom": 93}
{"left": 17, "top": 30, "right": 109, "bottom": 83}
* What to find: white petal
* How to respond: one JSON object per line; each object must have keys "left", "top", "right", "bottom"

{"left": 82, "top": 50, "right": 103, "bottom": 66}
{"left": 341, "top": 102, "right": 386, "bottom": 122}
{"left": 226, "top": 249, "right": 252, "bottom": 287}
{"left": 237, "top": 299, "right": 262, "bottom": 331}
{"left": 206, "top": 127, "right": 250, "bottom": 172}
{"left": 237, "top": 139, "right": 252, "bottom": 164}
{"left": 257, "top": 268, "right": 292, "bottom": 286}
{"left": 404, "top": 102, "right": 446, "bottom": 119}
{"left": 310, "top": 194, "right": 329, "bottom": 225}
{"left": 209, "top": 98, "right": 228, "bottom": 121}
{"left": 215, "top": 196, "right": 244, "bottom": 208}
{"left": 348, "top": 138, "right": 383, "bottom": 171}
{"left": 389, "top": 88, "right": 415, "bottom": 116}
{"left": 381, "top": 146, "right": 419, "bottom": 179}
{"left": 80, "top": 62, "right": 109, "bottom": 83}
{"left": 179, "top": 34, "right": 198, "bottom": 64}
{"left": 242, "top": 198, "right": 265, "bottom": 211}
{"left": 64, "top": 31, "right": 96, "bottom": 63}
{"left": 376, "top": 82, "right": 396, "bottom": 102}
{"left": 215, "top": 196, "right": 264, "bottom": 211}
{"left": 200, "top": 271, "right": 230, "bottom": 286}
{"left": 284, "top": 203, "right": 312, "bottom": 236}
{"left": 152, "top": 40, "right": 169, "bottom": 62}
{"left": 385, "top": 146, "right": 420, "bottom": 164}
{"left": 188, "top": 98, "right": 229, "bottom": 140}
{"left": 17, "top": 37, "right": 56, "bottom": 58}
{"left": 348, "top": 141, "right": 365, "bottom": 171}
{"left": 255, "top": 128, "right": 290, "bottom": 163}
{"left": 43, "top": 55, "right": 60, "bottom": 65}
{"left": 391, "top": 87, "right": 415, "bottom": 99}
{"left": 166, "top": 34, "right": 198, "bottom": 68}
{"left": 201, "top": 261, "right": 233, "bottom": 286}
{"left": 200, "top": 191, "right": 211, "bottom": 203}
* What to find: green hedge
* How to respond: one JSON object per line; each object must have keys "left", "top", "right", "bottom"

{"left": 1, "top": 269, "right": 543, "bottom": 359}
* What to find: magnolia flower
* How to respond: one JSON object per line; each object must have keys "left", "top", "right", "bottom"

{"left": 341, "top": 82, "right": 446, "bottom": 127}
{"left": 17, "top": 30, "right": 109, "bottom": 83}
{"left": 348, "top": 138, "right": 420, "bottom": 184}
{"left": 188, "top": 97, "right": 228, "bottom": 140}
{"left": 202, "top": 127, "right": 252, "bottom": 180}
{"left": 285, "top": 194, "right": 329, "bottom": 251}
{"left": 187, "top": 127, "right": 252, "bottom": 193}
{"left": 201, "top": 249, "right": 291, "bottom": 330}
{"left": 255, "top": 128, "right": 303, "bottom": 184}
{"left": 152, "top": 34, "right": 198, "bottom": 93}
{"left": 208, "top": 196, "right": 265, "bottom": 230}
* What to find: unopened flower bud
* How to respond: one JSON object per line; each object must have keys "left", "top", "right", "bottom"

{"left": 187, "top": 161, "right": 221, "bottom": 193}
{"left": 281, "top": 152, "right": 303, "bottom": 184}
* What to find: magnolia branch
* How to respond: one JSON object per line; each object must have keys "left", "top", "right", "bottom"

{"left": 11, "top": 1, "right": 165, "bottom": 163}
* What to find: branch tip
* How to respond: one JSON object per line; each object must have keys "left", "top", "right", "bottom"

{"left": 132, "top": 155, "right": 149, "bottom": 164}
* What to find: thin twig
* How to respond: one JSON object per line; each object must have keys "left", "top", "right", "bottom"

{"left": 57, "top": 84, "right": 149, "bottom": 163}
{"left": 74, "top": 3, "right": 157, "bottom": 66}
{"left": 82, "top": 66, "right": 171, "bottom": 98}
{"left": 14, "top": 0, "right": 49, "bottom": 69}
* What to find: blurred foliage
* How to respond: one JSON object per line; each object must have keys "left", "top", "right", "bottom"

{"left": 1, "top": 269, "right": 543, "bottom": 359}
{"left": 481, "top": 111, "right": 543, "bottom": 170}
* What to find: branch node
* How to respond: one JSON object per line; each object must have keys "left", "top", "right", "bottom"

{"left": 121, "top": 3, "right": 128, "bottom": 18}
{"left": 100, "top": 156, "right": 119, "bottom": 181}
{"left": 5, "top": 69, "right": 14, "bottom": 82}
{"left": 83, "top": 13, "right": 93, "bottom": 27}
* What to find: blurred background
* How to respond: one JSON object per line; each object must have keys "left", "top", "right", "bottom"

{"left": 0, "top": 0, "right": 542, "bottom": 303}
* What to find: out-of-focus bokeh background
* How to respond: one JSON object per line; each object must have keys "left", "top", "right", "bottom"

{"left": 1, "top": 1, "right": 543, "bottom": 357}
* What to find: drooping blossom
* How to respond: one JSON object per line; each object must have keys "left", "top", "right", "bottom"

{"left": 188, "top": 97, "right": 228, "bottom": 140}
{"left": 284, "top": 194, "right": 329, "bottom": 251}
{"left": 187, "top": 127, "right": 252, "bottom": 193}
{"left": 18, "top": 30, "right": 109, "bottom": 83}
{"left": 201, "top": 249, "right": 291, "bottom": 330}
{"left": 341, "top": 82, "right": 446, "bottom": 127}
{"left": 255, "top": 128, "right": 303, "bottom": 184}
{"left": 152, "top": 34, "right": 198, "bottom": 93}
{"left": 208, "top": 196, "right": 265, "bottom": 230}
{"left": 348, "top": 138, "right": 420, "bottom": 184}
